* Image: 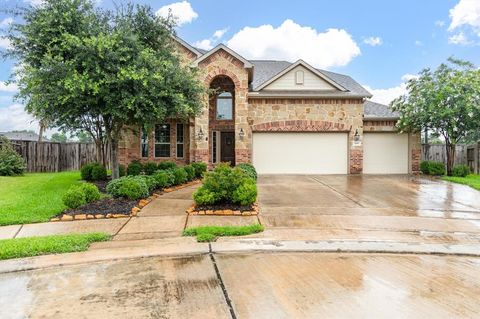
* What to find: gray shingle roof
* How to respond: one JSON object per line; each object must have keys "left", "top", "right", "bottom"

{"left": 248, "top": 60, "right": 371, "bottom": 97}
{"left": 0, "top": 131, "right": 48, "bottom": 141}
{"left": 363, "top": 100, "right": 399, "bottom": 119}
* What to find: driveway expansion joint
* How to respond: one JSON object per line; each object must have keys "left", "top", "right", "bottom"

{"left": 310, "top": 176, "right": 365, "bottom": 207}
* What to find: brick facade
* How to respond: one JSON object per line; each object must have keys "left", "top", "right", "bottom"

{"left": 118, "top": 41, "right": 422, "bottom": 174}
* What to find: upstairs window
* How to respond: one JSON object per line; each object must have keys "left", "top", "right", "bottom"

{"left": 216, "top": 91, "right": 233, "bottom": 120}
{"left": 155, "top": 124, "right": 170, "bottom": 158}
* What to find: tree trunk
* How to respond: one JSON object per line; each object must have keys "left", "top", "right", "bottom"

{"left": 110, "top": 137, "right": 120, "bottom": 179}
{"left": 445, "top": 141, "right": 456, "bottom": 176}
{"left": 38, "top": 124, "right": 45, "bottom": 142}
{"left": 94, "top": 139, "right": 103, "bottom": 164}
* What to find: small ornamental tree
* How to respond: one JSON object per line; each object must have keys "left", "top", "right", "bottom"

{"left": 391, "top": 58, "right": 480, "bottom": 176}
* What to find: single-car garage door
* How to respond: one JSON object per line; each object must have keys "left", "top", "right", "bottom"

{"left": 252, "top": 132, "right": 348, "bottom": 174}
{"left": 363, "top": 133, "right": 409, "bottom": 174}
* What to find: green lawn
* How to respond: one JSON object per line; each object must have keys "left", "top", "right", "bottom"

{"left": 0, "top": 233, "right": 110, "bottom": 260}
{"left": 442, "top": 174, "right": 480, "bottom": 191}
{"left": 0, "top": 171, "right": 81, "bottom": 226}
{"left": 183, "top": 224, "right": 264, "bottom": 242}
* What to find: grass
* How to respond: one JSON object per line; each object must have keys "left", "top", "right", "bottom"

{"left": 183, "top": 224, "right": 264, "bottom": 242}
{"left": 0, "top": 171, "right": 81, "bottom": 226}
{"left": 442, "top": 174, "right": 480, "bottom": 191}
{"left": 0, "top": 232, "right": 110, "bottom": 260}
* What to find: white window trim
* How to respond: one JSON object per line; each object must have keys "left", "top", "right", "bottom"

{"left": 154, "top": 124, "right": 171, "bottom": 158}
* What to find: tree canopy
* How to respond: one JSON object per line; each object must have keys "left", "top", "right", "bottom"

{"left": 6, "top": 0, "right": 205, "bottom": 177}
{"left": 391, "top": 57, "right": 480, "bottom": 175}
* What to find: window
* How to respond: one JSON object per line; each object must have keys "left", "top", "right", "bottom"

{"left": 141, "top": 128, "right": 149, "bottom": 158}
{"left": 212, "top": 131, "right": 218, "bottom": 164}
{"left": 176, "top": 123, "right": 184, "bottom": 158}
{"left": 155, "top": 124, "right": 170, "bottom": 157}
{"left": 216, "top": 91, "right": 233, "bottom": 120}
{"left": 295, "top": 70, "right": 304, "bottom": 84}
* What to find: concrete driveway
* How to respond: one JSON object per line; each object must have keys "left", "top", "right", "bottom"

{"left": 256, "top": 175, "right": 480, "bottom": 244}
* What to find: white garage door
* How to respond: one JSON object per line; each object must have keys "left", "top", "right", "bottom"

{"left": 252, "top": 132, "right": 348, "bottom": 174}
{"left": 363, "top": 133, "right": 409, "bottom": 174}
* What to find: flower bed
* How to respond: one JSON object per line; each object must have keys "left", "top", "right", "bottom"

{"left": 188, "top": 163, "right": 259, "bottom": 216}
{"left": 51, "top": 161, "right": 206, "bottom": 222}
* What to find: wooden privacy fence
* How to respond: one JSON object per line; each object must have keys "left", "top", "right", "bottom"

{"left": 10, "top": 140, "right": 109, "bottom": 172}
{"left": 421, "top": 144, "right": 468, "bottom": 166}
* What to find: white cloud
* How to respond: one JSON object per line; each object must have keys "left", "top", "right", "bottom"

{"left": 156, "top": 1, "right": 198, "bottom": 27}
{"left": 0, "top": 17, "right": 13, "bottom": 27}
{"left": 448, "top": 32, "right": 472, "bottom": 44}
{"left": 435, "top": 20, "right": 445, "bottom": 27}
{"left": 415, "top": 40, "right": 423, "bottom": 46}
{"left": 193, "top": 28, "right": 229, "bottom": 50}
{"left": 193, "top": 39, "right": 213, "bottom": 50}
{"left": 363, "top": 36, "right": 382, "bottom": 46}
{"left": 363, "top": 74, "right": 418, "bottom": 105}
{"left": 0, "top": 37, "right": 11, "bottom": 49}
{"left": 0, "top": 104, "right": 38, "bottom": 132}
{"left": 0, "top": 81, "right": 18, "bottom": 93}
{"left": 449, "top": 0, "right": 480, "bottom": 36}
{"left": 226, "top": 19, "right": 360, "bottom": 69}
{"left": 213, "top": 28, "right": 228, "bottom": 39}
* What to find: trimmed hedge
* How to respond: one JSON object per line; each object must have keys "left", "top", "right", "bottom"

{"left": 236, "top": 163, "right": 257, "bottom": 180}
{"left": 127, "top": 161, "right": 143, "bottom": 176}
{"left": 0, "top": 136, "right": 25, "bottom": 176}
{"left": 184, "top": 164, "right": 196, "bottom": 181}
{"left": 193, "top": 163, "right": 257, "bottom": 206}
{"left": 172, "top": 167, "right": 188, "bottom": 185}
{"left": 106, "top": 176, "right": 149, "bottom": 200}
{"left": 62, "top": 183, "right": 101, "bottom": 209}
{"left": 143, "top": 162, "right": 158, "bottom": 175}
{"left": 158, "top": 161, "right": 177, "bottom": 170}
{"left": 191, "top": 162, "right": 207, "bottom": 178}
{"left": 81, "top": 162, "right": 107, "bottom": 181}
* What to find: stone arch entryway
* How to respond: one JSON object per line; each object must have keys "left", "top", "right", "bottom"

{"left": 209, "top": 75, "right": 236, "bottom": 165}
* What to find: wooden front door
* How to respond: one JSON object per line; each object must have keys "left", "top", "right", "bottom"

{"left": 220, "top": 132, "right": 235, "bottom": 164}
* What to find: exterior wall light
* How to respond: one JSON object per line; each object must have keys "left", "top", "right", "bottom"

{"left": 197, "top": 128, "right": 205, "bottom": 141}
{"left": 353, "top": 129, "right": 361, "bottom": 145}
{"left": 239, "top": 128, "right": 245, "bottom": 140}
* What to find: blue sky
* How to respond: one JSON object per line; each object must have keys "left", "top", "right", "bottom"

{"left": 1, "top": 0, "right": 480, "bottom": 135}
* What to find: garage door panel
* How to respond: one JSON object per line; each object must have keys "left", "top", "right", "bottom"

{"left": 252, "top": 133, "right": 348, "bottom": 174}
{"left": 363, "top": 133, "right": 408, "bottom": 174}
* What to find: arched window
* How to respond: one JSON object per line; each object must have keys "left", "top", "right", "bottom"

{"left": 216, "top": 91, "right": 233, "bottom": 120}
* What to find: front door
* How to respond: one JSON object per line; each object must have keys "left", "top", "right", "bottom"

{"left": 220, "top": 132, "right": 235, "bottom": 164}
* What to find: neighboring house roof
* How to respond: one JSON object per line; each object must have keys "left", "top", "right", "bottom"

{"left": 249, "top": 60, "right": 371, "bottom": 98}
{"left": 363, "top": 100, "right": 399, "bottom": 120}
{"left": 0, "top": 131, "right": 48, "bottom": 141}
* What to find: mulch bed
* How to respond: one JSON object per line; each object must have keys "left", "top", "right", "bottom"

{"left": 60, "top": 198, "right": 137, "bottom": 217}
{"left": 90, "top": 179, "right": 110, "bottom": 193}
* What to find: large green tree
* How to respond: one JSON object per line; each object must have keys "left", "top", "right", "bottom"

{"left": 6, "top": 0, "right": 205, "bottom": 178}
{"left": 391, "top": 58, "right": 480, "bottom": 175}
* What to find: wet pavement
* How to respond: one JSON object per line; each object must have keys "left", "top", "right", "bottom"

{"left": 1, "top": 252, "right": 480, "bottom": 318}
{"left": 256, "top": 175, "right": 480, "bottom": 244}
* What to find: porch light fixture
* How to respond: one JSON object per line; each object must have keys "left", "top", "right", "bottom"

{"left": 354, "top": 129, "right": 361, "bottom": 143}
{"left": 197, "top": 128, "right": 205, "bottom": 141}
{"left": 239, "top": 128, "right": 245, "bottom": 140}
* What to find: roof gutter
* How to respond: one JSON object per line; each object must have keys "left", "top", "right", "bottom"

{"left": 247, "top": 92, "right": 371, "bottom": 99}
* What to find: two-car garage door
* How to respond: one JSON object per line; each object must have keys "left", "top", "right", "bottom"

{"left": 252, "top": 132, "right": 409, "bottom": 175}
{"left": 252, "top": 132, "right": 348, "bottom": 174}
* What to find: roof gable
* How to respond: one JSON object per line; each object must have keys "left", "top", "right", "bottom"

{"left": 173, "top": 36, "right": 202, "bottom": 58}
{"left": 191, "top": 44, "right": 253, "bottom": 68}
{"left": 255, "top": 60, "right": 347, "bottom": 92}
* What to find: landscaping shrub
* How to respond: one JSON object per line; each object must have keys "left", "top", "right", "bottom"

{"left": 106, "top": 176, "right": 149, "bottom": 200}
{"left": 127, "top": 161, "right": 143, "bottom": 176}
{"left": 90, "top": 164, "right": 107, "bottom": 181}
{"left": 183, "top": 164, "right": 196, "bottom": 181}
{"left": 153, "top": 170, "right": 173, "bottom": 188}
{"left": 428, "top": 161, "right": 446, "bottom": 176}
{"left": 232, "top": 178, "right": 257, "bottom": 205}
{"left": 80, "top": 163, "right": 95, "bottom": 180}
{"left": 158, "top": 161, "right": 177, "bottom": 170}
{"left": 452, "top": 164, "right": 471, "bottom": 177}
{"left": 118, "top": 164, "right": 126, "bottom": 177}
{"left": 140, "top": 175, "right": 158, "bottom": 192}
{"left": 420, "top": 161, "right": 446, "bottom": 176}
{"left": 193, "top": 163, "right": 257, "bottom": 206}
{"left": 143, "top": 162, "right": 158, "bottom": 175}
{"left": 79, "top": 183, "right": 101, "bottom": 203}
{"left": 62, "top": 186, "right": 87, "bottom": 209}
{"left": 420, "top": 161, "right": 430, "bottom": 175}
{"left": 236, "top": 163, "right": 257, "bottom": 180}
{"left": 172, "top": 167, "right": 188, "bottom": 185}
{"left": 191, "top": 161, "right": 207, "bottom": 178}
{"left": 0, "top": 137, "right": 25, "bottom": 176}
